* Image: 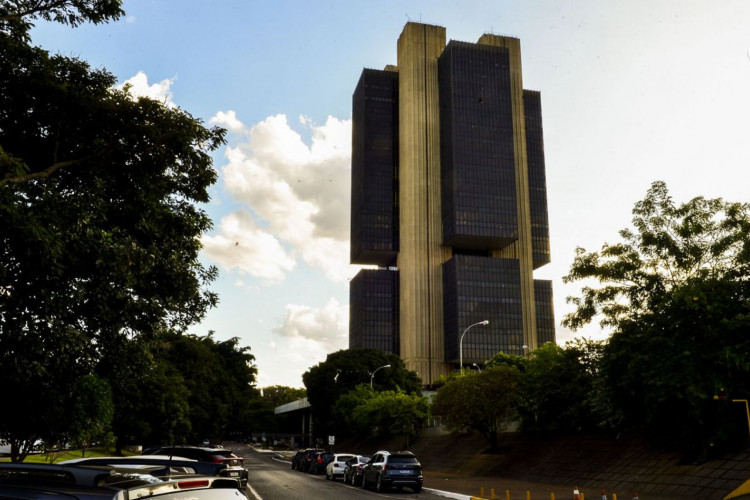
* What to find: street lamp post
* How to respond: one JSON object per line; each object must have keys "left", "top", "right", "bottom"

{"left": 459, "top": 320, "right": 489, "bottom": 372}
{"left": 370, "top": 364, "right": 391, "bottom": 390}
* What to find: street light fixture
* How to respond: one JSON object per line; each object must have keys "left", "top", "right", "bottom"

{"left": 472, "top": 363, "right": 482, "bottom": 372}
{"left": 370, "top": 364, "right": 391, "bottom": 390}
{"left": 459, "top": 320, "right": 489, "bottom": 372}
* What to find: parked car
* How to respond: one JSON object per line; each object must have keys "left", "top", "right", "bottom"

{"left": 343, "top": 455, "right": 370, "bottom": 485}
{"left": 295, "top": 448, "right": 324, "bottom": 472}
{"left": 291, "top": 449, "right": 307, "bottom": 470}
{"left": 141, "top": 445, "right": 247, "bottom": 487}
{"left": 0, "top": 461, "right": 246, "bottom": 500}
{"left": 324, "top": 453, "right": 356, "bottom": 480}
{"left": 361, "top": 450, "right": 423, "bottom": 493}
{"left": 309, "top": 451, "right": 333, "bottom": 474}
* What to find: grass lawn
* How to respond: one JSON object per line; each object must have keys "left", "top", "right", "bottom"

{"left": 1, "top": 447, "right": 137, "bottom": 463}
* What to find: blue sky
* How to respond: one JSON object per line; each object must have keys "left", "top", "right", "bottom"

{"left": 30, "top": 0, "right": 750, "bottom": 388}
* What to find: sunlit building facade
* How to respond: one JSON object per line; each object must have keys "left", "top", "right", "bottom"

{"left": 350, "top": 22, "right": 554, "bottom": 384}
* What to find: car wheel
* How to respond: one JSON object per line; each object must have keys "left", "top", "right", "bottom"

{"left": 376, "top": 474, "right": 385, "bottom": 492}
{"left": 413, "top": 485, "right": 422, "bottom": 493}
{"left": 326, "top": 470, "right": 331, "bottom": 480}
{"left": 361, "top": 474, "right": 368, "bottom": 489}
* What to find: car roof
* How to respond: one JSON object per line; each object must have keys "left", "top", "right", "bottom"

{"left": 0, "top": 462, "right": 242, "bottom": 496}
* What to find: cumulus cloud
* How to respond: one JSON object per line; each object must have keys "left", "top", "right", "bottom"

{"left": 117, "top": 71, "right": 176, "bottom": 106}
{"left": 210, "top": 110, "right": 245, "bottom": 133}
{"left": 273, "top": 298, "right": 348, "bottom": 347}
{"left": 203, "top": 112, "right": 357, "bottom": 283}
{"left": 200, "top": 212, "right": 296, "bottom": 285}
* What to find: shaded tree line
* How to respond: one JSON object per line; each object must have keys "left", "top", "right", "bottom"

{"left": 433, "top": 182, "right": 750, "bottom": 462}
{"left": 0, "top": 1, "right": 273, "bottom": 461}
{"left": 303, "top": 349, "right": 428, "bottom": 448}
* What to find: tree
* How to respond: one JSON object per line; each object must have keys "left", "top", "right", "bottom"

{"left": 432, "top": 366, "right": 520, "bottom": 451}
{"left": 68, "top": 375, "right": 114, "bottom": 456}
{"left": 352, "top": 390, "right": 430, "bottom": 448}
{"left": 563, "top": 181, "right": 750, "bottom": 331}
{"left": 0, "top": 3, "right": 225, "bottom": 457}
{"left": 154, "top": 332, "right": 258, "bottom": 444}
{"left": 261, "top": 386, "right": 307, "bottom": 408}
{"left": 303, "top": 349, "right": 422, "bottom": 439}
{"left": 0, "top": 0, "right": 124, "bottom": 41}
{"left": 516, "top": 341, "right": 604, "bottom": 434}
{"left": 563, "top": 181, "right": 750, "bottom": 457}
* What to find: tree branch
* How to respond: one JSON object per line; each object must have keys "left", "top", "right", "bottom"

{"left": 0, "top": 146, "right": 114, "bottom": 187}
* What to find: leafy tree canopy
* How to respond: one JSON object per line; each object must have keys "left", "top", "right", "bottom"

{"left": 0, "top": 0, "right": 124, "bottom": 40}
{"left": 303, "top": 349, "right": 421, "bottom": 437}
{"left": 563, "top": 180, "right": 750, "bottom": 331}
{"left": 432, "top": 366, "right": 520, "bottom": 451}
{"left": 0, "top": 0, "right": 225, "bottom": 458}
{"left": 563, "top": 181, "right": 750, "bottom": 458}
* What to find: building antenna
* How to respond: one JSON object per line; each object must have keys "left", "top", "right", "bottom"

{"left": 405, "top": 13, "right": 411, "bottom": 21}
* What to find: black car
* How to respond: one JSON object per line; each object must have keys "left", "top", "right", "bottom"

{"left": 343, "top": 455, "right": 370, "bottom": 486}
{"left": 141, "top": 445, "right": 248, "bottom": 487}
{"left": 0, "top": 461, "right": 246, "bottom": 500}
{"left": 361, "top": 451, "right": 423, "bottom": 493}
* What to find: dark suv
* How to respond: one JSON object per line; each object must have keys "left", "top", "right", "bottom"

{"left": 141, "top": 445, "right": 247, "bottom": 487}
{"left": 361, "top": 451, "right": 423, "bottom": 493}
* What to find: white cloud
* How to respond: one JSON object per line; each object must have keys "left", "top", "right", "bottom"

{"left": 117, "top": 71, "right": 176, "bottom": 107}
{"left": 203, "top": 112, "right": 358, "bottom": 284}
{"left": 274, "top": 298, "right": 348, "bottom": 346}
{"left": 210, "top": 110, "right": 244, "bottom": 132}
{"left": 200, "top": 212, "right": 296, "bottom": 285}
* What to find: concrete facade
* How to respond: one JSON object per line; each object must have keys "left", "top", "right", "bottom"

{"left": 350, "top": 22, "right": 554, "bottom": 385}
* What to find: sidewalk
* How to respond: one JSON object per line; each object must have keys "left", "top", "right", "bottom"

{"left": 423, "top": 471, "right": 680, "bottom": 500}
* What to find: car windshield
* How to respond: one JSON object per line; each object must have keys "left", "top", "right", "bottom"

{"left": 389, "top": 456, "right": 418, "bottom": 464}
{"left": 338, "top": 455, "right": 354, "bottom": 461}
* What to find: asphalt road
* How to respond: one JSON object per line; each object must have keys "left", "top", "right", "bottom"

{"left": 237, "top": 445, "right": 452, "bottom": 500}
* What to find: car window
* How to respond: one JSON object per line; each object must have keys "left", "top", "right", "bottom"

{"left": 389, "top": 456, "right": 418, "bottom": 464}
{"left": 337, "top": 455, "right": 355, "bottom": 461}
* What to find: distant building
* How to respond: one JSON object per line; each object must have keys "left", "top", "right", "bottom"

{"left": 350, "top": 22, "right": 554, "bottom": 385}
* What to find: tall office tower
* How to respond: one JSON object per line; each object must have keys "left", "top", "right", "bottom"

{"left": 350, "top": 22, "right": 554, "bottom": 385}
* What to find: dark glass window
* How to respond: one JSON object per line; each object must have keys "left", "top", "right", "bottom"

{"left": 351, "top": 69, "right": 399, "bottom": 266}
{"left": 349, "top": 268, "right": 399, "bottom": 354}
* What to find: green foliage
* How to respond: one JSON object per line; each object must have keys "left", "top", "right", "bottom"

{"left": 518, "top": 341, "right": 605, "bottom": 433}
{"left": 0, "top": 0, "right": 124, "bottom": 40}
{"left": 484, "top": 350, "right": 528, "bottom": 372}
{"left": 331, "top": 385, "right": 429, "bottom": 446}
{"left": 303, "top": 349, "right": 421, "bottom": 438}
{"left": 432, "top": 366, "right": 520, "bottom": 450}
{"left": 0, "top": 1, "right": 226, "bottom": 457}
{"left": 563, "top": 181, "right": 750, "bottom": 331}
{"left": 68, "top": 375, "right": 114, "bottom": 455}
{"left": 563, "top": 181, "right": 750, "bottom": 457}
{"left": 353, "top": 390, "right": 429, "bottom": 447}
{"left": 261, "top": 386, "right": 307, "bottom": 407}
{"left": 154, "top": 332, "right": 258, "bottom": 444}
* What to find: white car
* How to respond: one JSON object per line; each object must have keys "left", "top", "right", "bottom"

{"left": 325, "top": 453, "right": 356, "bottom": 481}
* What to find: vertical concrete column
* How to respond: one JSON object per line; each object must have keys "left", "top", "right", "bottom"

{"left": 396, "top": 23, "right": 448, "bottom": 383}
{"left": 478, "top": 34, "right": 538, "bottom": 350}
